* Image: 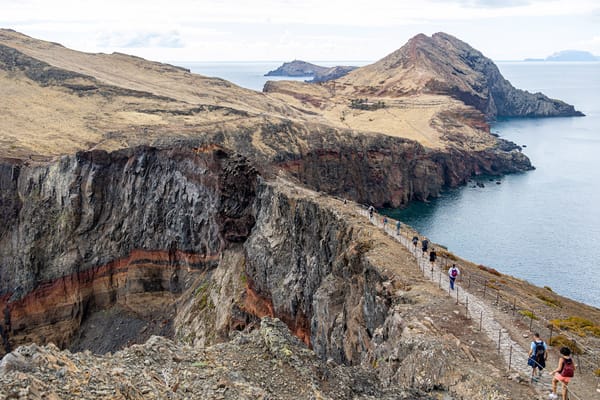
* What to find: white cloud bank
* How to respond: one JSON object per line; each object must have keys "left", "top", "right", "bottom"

{"left": 1, "top": 0, "right": 599, "bottom": 61}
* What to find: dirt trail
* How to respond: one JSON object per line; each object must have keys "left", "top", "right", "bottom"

{"left": 359, "top": 209, "right": 595, "bottom": 400}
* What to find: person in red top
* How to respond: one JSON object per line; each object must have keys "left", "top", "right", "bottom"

{"left": 549, "top": 346, "right": 575, "bottom": 400}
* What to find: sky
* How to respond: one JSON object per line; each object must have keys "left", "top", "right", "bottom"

{"left": 2, "top": 0, "right": 599, "bottom": 63}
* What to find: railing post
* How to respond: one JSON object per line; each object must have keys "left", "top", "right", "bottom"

{"left": 498, "top": 329, "right": 501, "bottom": 353}
{"left": 573, "top": 339, "right": 582, "bottom": 372}
{"left": 549, "top": 324, "right": 554, "bottom": 344}
{"left": 508, "top": 345, "right": 513, "bottom": 372}
{"left": 512, "top": 297, "right": 516, "bottom": 316}
{"left": 465, "top": 296, "right": 469, "bottom": 318}
{"left": 479, "top": 310, "right": 483, "bottom": 332}
{"left": 529, "top": 311, "right": 534, "bottom": 332}
{"left": 456, "top": 285, "right": 459, "bottom": 304}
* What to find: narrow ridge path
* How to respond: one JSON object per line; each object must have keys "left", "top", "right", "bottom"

{"left": 358, "top": 209, "right": 562, "bottom": 399}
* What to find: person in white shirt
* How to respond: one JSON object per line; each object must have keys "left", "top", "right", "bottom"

{"left": 448, "top": 264, "right": 460, "bottom": 290}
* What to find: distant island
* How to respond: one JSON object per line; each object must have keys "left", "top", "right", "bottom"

{"left": 525, "top": 49, "right": 600, "bottom": 61}
{"left": 264, "top": 60, "right": 357, "bottom": 83}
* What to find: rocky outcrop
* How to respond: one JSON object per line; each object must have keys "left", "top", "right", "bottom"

{"left": 265, "top": 59, "right": 357, "bottom": 82}
{"left": 0, "top": 146, "right": 257, "bottom": 355}
{"left": 309, "top": 65, "right": 358, "bottom": 83}
{"left": 257, "top": 126, "right": 532, "bottom": 207}
{"left": 0, "top": 319, "right": 436, "bottom": 399}
{"left": 349, "top": 32, "right": 584, "bottom": 119}
{"left": 0, "top": 165, "right": 528, "bottom": 399}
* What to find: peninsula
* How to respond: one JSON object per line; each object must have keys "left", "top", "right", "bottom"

{"left": 0, "top": 29, "right": 596, "bottom": 399}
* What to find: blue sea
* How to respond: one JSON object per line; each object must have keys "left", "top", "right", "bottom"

{"left": 386, "top": 62, "right": 600, "bottom": 308}
{"left": 177, "top": 60, "right": 600, "bottom": 308}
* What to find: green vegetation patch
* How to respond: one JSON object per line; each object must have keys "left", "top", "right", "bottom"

{"left": 550, "top": 316, "right": 600, "bottom": 337}
{"left": 519, "top": 310, "right": 538, "bottom": 320}
{"left": 548, "top": 335, "right": 583, "bottom": 354}
{"left": 536, "top": 292, "right": 562, "bottom": 308}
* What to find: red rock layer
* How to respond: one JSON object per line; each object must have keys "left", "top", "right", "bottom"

{"left": 0, "top": 249, "right": 212, "bottom": 356}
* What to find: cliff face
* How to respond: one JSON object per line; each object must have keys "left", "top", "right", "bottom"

{"left": 0, "top": 152, "right": 535, "bottom": 397}
{"left": 0, "top": 146, "right": 257, "bottom": 353}
{"left": 251, "top": 126, "right": 532, "bottom": 207}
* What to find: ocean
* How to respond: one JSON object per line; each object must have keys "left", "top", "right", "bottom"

{"left": 178, "top": 60, "right": 600, "bottom": 308}
{"left": 385, "top": 62, "right": 600, "bottom": 308}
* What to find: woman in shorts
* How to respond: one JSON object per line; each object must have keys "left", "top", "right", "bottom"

{"left": 549, "top": 347, "right": 575, "bottom": 400}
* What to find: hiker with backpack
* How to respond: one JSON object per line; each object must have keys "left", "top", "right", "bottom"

{"left": 395, "top": 220, "right": 401, "bottom": 236}
{"left": 527, "top": 332, "right": 547, "bottom": 381}
{"left": 549, "top": 346, "right": 575, "bottom": 400}
{"left": 429, "top": 248, "right": 437, "bottom": 271}
{"left": 368, "top": 206, "right": 374, "bottom": 220}
{"left": 448, "top": 264, "right": 460, "bottom": 290}
{"left": 421, "top": 238, "right": 429, "bottom": 256}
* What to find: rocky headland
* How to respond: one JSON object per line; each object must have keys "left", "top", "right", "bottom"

{"left": 0, "top": 29, "right": 597, "bottom": 399}
{"left": 265, "top": 59, "right": 357, "bottom": 82}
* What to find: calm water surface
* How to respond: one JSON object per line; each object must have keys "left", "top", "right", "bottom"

{"left": 385, "top": 62, "right": 600, "bottom": 307}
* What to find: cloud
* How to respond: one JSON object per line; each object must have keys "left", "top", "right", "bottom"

{"left": 96, "top": 31, "right": 184, "bottom": 48}
{"left": 447, "top": 0, "right": 532, "bottom": 7}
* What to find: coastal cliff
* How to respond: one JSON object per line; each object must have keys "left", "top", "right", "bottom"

{"left": 1, "top": 29, "right": 597, "bottom": 399}
{"left": 0, "top": 146, "right": 257, "bottom": 353}
{"left": 336, "top": 32, "right": 584, "bottom": 119}
{"left": 0, "top": 151, "right": 536, "bottom": 398}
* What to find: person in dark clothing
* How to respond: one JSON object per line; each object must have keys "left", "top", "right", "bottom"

{"left": 429, "top": 248, "right": 437, "bottom": 271}
{"left": 421, "top": 239, "right": 429, "bottom": 255}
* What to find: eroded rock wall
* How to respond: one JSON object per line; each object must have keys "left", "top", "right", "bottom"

{"left": 245, "top": 181, "right": 391, "bottom": 364}
{"left": 0, "top": 146, "right": 257, "bottom": 354}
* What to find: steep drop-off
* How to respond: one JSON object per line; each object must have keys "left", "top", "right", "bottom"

{"left": 0, "top": 146, "right": 257, "bottom": 353}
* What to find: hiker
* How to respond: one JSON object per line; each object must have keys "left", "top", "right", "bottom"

{"left": 448, "top": 264, "right": 460, "bottom": 290}
{"left": 421, "top": 238, "right": 429, "bottom": 255}
{"left": 383, "top": 216, "right": 388, "bottom": 229}
{"left": 412, "top": 236, "right": 419, "bottom": 252}
{"left": 395, "top": 220, "right": 401, "bottom": 236}
{"left": 549, "top": 347, "right": 575, "bottom": 400}
{"left": 527, "top": 332, "right": 547, "bottom": 380}
{"left": 429, "top": 248, "right": 437, "bottom": 271}
{"left": 368, "top": 205, "right": 374, "bottom": 220}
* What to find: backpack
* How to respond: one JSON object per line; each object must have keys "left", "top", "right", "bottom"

{"left": 451, "top": 268, "right": 458, "bottom": 277}
{"left": 534, "top": 341, "right": 545, "bottom": 359}
{"left": 561, "top": 358, "right": 574, "bottom": 377}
